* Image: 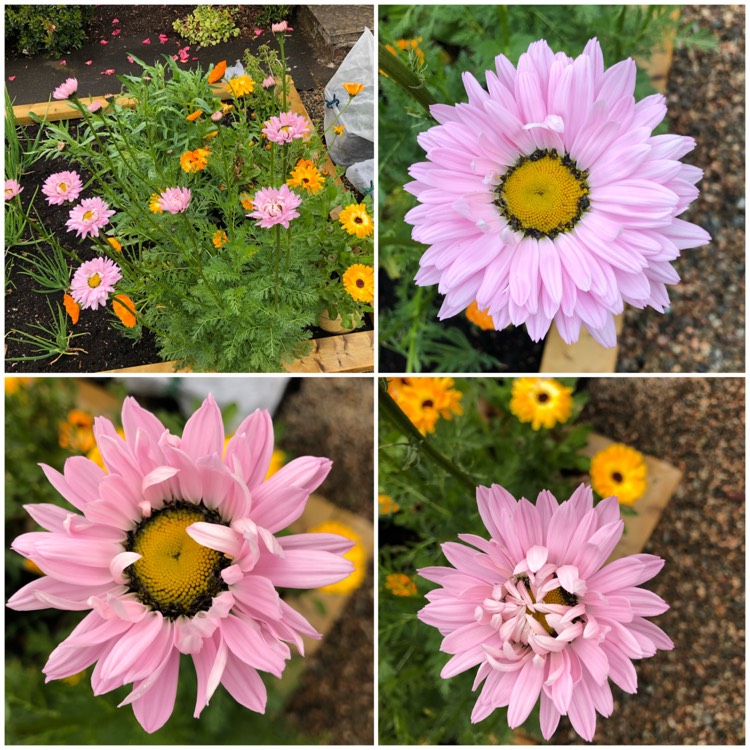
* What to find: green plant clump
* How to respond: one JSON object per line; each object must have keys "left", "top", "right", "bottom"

{"left": 173, "top": 5, "right": 241, "bottom": 47}
{"left": 5, "top": 5, "right": 94, "bottom": 57}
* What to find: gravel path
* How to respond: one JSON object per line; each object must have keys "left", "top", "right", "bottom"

{"left": 618, "top": 6, "right": 745, "bottom": 373}
{"left": 551, "top": 377, "right": 745, "bottom": 743}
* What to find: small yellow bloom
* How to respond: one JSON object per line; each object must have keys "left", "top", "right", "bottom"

{"left": 396, "top": 37, "right": 425, "bottom": 64}
{"left": 308, "top": 520, "right": 365, "bottom": 594}
{"left": 212, "top": 229, "right": 228, "bottom": 248}
{"left": 378, "top": 494, "right": 400, "bottom": 514}
{"left": 5, "top": 377, "right": 31, "bottom": 395}
{"left": 228, "top": 74, "right": 255, "bottom": 97}
{"left": 107, "top": 237, "right": 122, "bottom": 253}
{"left": 339, "top": 203, "right": 374, "bottom": 239}
{"left": 394, "top": 378, "right": 463, "bottom": 435}
{"left": 287, "top": 159, "right": 326, "bottom": 194}
{"left": 385, "top": 573, "right": 417, "bottom": 597}
{"left": 149, "top": 193, "right": 163, "bottom": 214}
{"left": 186, "top": 110, "right": 203, "bottom": 122}
{"left": 509, "top": 378, "right": 573, "bottom": 431}
{"left": 180, "top": 148, "right": 210, "bottom": 173}
{"left": 59, "top": 409, "right": 96, "bottom": 453}
{"left": 342, "top": 82, "right": 365, "bottom": 97}
{"left": 204, "top": 130, "right": 219, "bottom": 140}
{"left": 342, "top": 264, "right": 374, "bottom": 304}
{"left": 333, "top": 125, "right": 344, "bottom": 135}
{"left": 465, "top": 300, "right": 495, "bottom": 331}
{"left": 590, "top": 444, "right": 648, "bottom": 505}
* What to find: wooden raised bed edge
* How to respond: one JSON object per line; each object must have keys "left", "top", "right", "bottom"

{"left": 13, "top": 80, "right": 374, "bottom": 374}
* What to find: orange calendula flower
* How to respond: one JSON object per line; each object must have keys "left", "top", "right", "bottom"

{"left": 59, "top": 409, "right": 96, "bottom": 453}
{"left": 396, "top": 37, "right": 425, "bottom": 64}
{"left": 342, "top": 82, "right": 365, "bottom": 97}
{"left": 393, "top": 377, "right": 463, "bottom": 435}
{"left": 207, "top": 60, "right": 227, "bottom": 85}
{"left": 342, "top": 264, "right": 374, "bottom": 304}
{"left": 5, "top": 377, "right": 31, "bottom": 395}
{"left": 239, "top": 193, "right": 254, "bottom": 211}
{"left": 385, "top": 573, "right": 417, "bottom": 597}
{"left": 339, "top": 203, "right": 374, "bottom": 238}
{"left": 378, "top": 494, "right": 400, "bottom": 514}
{"left": 287, "top": 159, "right": 325, "bottom": 194}
{"left": 333, "top": 125, "right": 344, "bottom": 135}
{"left": 180, "top": 148, "right": 210, "bottom": 173}
{"left": 465, "top": 301, "right": 495, "bottom": 331}
{"left": 212, "top": 229, "right": 228, "bottom": 248}
{"left": 63, "top": 293, "right": 80, "bottom": 324}
{"left": 107, "top": 237, "right": 122, "bottom": 253}
{"left": 112, "top": 295, "right": 137, "bottom": 328}
{"left": 186, "top": 110, "right": 203, "bottom": 122}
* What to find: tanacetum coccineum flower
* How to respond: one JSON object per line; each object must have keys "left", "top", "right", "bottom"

{"left": 418, "top": 483, "right": 672, "bottom": 740}
{"left": 590, "top": 443, "right": 647, "bottom": 505}
{"left": 405, "top": 38, "right": 711, "bottom": 347}
{"left": 158, "top": 187, "right": 191, "bottom": 214}
{"left": 4, "top": 178, "right": 22, "bottom": 200}
{"left": 65, "top": 197, "right": 115, "bottom": 239}
{"left": 70, "top": 257, "right": 122, "bottom": 310}
{"left": 52, "top": 77, "right": 78, "bottom": 100}
{"left": 262, "top": 111, "right": 310, "bottom": 145}
{"left": 342, "top": 264, "right": 374, "bottom": 304}
{"left": 509, "top": 377, "right": 573, "bottom": 430}
{"left": 42, "top": 170, "right": 83, "bottom": 205}
{"left": 8, "top": 395, "right": 354, "bottom": 733}
{"left": 249, "top": 184, "right": 301, "bottom": 229}
{"left": 339, "top": 203, "right": 374, "bottom": 238}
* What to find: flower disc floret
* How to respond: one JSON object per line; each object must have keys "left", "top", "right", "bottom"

{"left": 405, "top": 38, "right": 711, "bottom": 347}
{"left": 65, "top": 197, "right": 115, "bottom": 239}
{"left": 7, "top": 394, "right": 354, "bottom": 733}
{"left": 418, "top": 483, "right": 673, "bottom": 741}
{"left": 42, "top": 171, "right": 83, "bottom": 205}
{"left": 70, "top": 257, "right": 122, "bottom": 310}
{"left": 249, "top": 184, "right": 301, "bottom": 229}
{"left": 262, "top": 111, "right": 310, "bottom": 144}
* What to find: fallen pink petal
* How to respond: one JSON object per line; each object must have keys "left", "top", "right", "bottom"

{"left": 142, "top": 38, "right": 151, "bottom": 44}
{"left": 8, "top": 75, "right": 15, "bottom": 81}
{"left": 112, "top": 29, "right": 121, "bottom": 36}
{"left": 100, "top": 40, "right": 108, "bottom": 45}
{"left": 100, "top": 69, "right": 116, "bottom": 76}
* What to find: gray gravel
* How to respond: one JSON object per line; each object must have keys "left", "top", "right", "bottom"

{"left": 618, "top": 5, "right": 745, "bottom": 373}
{"left": 551, "top": 377, "right": 745, "bottom": 744}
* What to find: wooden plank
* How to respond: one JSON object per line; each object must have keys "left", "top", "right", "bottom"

{"left": 286, "top": 330, "right": 374, "bottom": 373}
{"left": 582, "top": 433, "right": 682, "bottom": 563}
{"left": 540, "top": 315, "right": 623, "bottom": 374}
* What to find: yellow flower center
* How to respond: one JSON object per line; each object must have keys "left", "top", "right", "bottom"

{"left": 87, "top": 273, "right": 102, "bottom": 288}
{"left": 59, "top": 182, "right": 68, "bottom": 192}
{"left": 496, "top": 149, "right": 589, "bottom": 239}
{"left": 82, "top": 210, "right": 95, "bottom": 221}
{"left": 126, "top": 503, "right": 228, "bottom": 618}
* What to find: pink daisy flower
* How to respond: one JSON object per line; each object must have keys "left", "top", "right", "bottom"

{"left": 52, "top": 77, "right": 78, "bottom": 100}
{"left": 249, "top": 184, "right": 302, "bottom": 229}
{"left": 261, "top": 111, "right": 310, "bottom": 145}
{"left": 69, "top": 257, "right": 122, "bottom": 309}
{"left": 157, "top": 187, "right": 191, "bottom": 214}
{"left": 65, "top": 197, "right": 115, "bottom": 239}
{"left": 418, "top": 483, "right": 672, "bottom": 741}
{"left": 88, "top": 100, "right": 103, "bottom": 113}
{"left": 271, "top": 21, "right": 289, "bottom": 33}
{"left": 8, "top": 395, "right": 353, "bottom": 733}
{"left": 405, "top": 38, "right": 711, "bottom": 348}
{"left": 262, "top": 75, "right": 275, "bottom": 89}
{"left": 42, "top": 170, "right": 83, "bottom": 205}
{"left": 5, "top": 178, "right": 23, "bottom": 200}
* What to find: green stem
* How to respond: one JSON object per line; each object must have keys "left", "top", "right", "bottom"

{"left": 380, "top": 384, "right": 477, "bottom": 493}
{"left": 278, "top": 34, "right": 288, "bottom": 112}
{"left": 406, "top": 286, "right": 425, "bottom": 373}
{"left": 285, "top": 223, "right": 292, "bottom": 272}
{"left": 378, "top": 42, "right": 439, "bottom": 115}
{"left": 274, "top": 223, "right": 281, "bottom": 308}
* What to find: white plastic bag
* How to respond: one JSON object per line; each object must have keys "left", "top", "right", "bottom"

{"left": 323, "top": 28, "right": 374, "bottom": 168}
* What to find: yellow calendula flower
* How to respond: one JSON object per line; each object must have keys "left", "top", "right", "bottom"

{"left": 386, "top": 377, "right": 412, "bottom": 400}
{"left": 465, "top": 300, "right": 495, "bottom": 331}
{"left": 228, "top": 74, "right": 255, "bottom": 97}
{"left": 342, "top": 264, "right": 374, "bottom": 304}
{"left": 378, "top": 494, "right": 400, "bottom": 514}
{"left": 395, "top": 377, "right": 463, "bottom": 435}
{"left": 5, "top": 377, "right": 32, "bottom": 395}
{"left": 308, "top": 520, "right": 365, "bottom": 594}
{"left": 287, "top": 159, "right": 325, "bottom": 194}
{"left": 86, "top": 427, "right": 125, "bottom": 470}
{"left": 59, "top": 409, "right": 96, "bottom": 453}
{"left": 212, "top": 229, "right": 228, "bottom": 248}
{"left": 339, "top": 203, "right": 373, "bottom": 238}
{"left": 333, "top": 125, "right": 344, "bottom": 135}
{"left": 180, "top": 148, "right": 210, "bottom": 173}
{"left": 509, "top": 378, "right": 573, "bottom": 431}
{"left": 265, "top": 449, "right": 285, "bottom": 479}
{"left": 342, "top": 82, "right": 365, "bottom": 97}
{"left": 590, "top": 443, "right": 648, "bottom": 506}
{"left": 385, "top": 573, "right": 417, "bottom": 597}
{"left": 149, "top": 193, "right": 164, "bottom": 214}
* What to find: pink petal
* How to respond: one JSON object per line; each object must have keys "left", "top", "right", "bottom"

{"left": 143, "top": 38, "right": 151, "bottom": 44}
{"left": 221, "top": 651, "right": 267, "bottom": 712}
{"left": 252, "top": 548, "right": 353, "bottom": 589}
{"left": 85, "top": 60, "right": 92, "bottom": 66}
{"left": 186, "top": 522, "right": 242, "bottom": 558}
{"left": 8, "top": 75, "right": 16, "bottom": 81}
{"left": 507, "top": 657, "right": 545, "bottom": 727}
{"left": 131, "top": 648, "right": 180, "bottom": 733}
{"left": 220, "top": 615, "right": 287, "bottom": 676}
{"left": 100, "top": 40, "right": 108, "bottom": 45}
{"left": 181, "top": 393, "right": 224, "bottom": 460}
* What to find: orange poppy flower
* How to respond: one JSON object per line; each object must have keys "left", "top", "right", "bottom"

{"left": 208, "top": 60, "right": 227, "bottom": 85}
{"left": 63, "top": 293, "right": 80, "bottom": 324}
{"left": 342, "top": 82, "right": 365, "bottom": 96}
{"left": 113, "top": 295, "right": 137, "bottom": 328}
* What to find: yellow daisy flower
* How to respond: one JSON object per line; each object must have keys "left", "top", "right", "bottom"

{"left": 509, "top": 378, "right": 573, "bottom": 431}
{"left": 228, "top": 75, "right": 255, "bottom": 97}
{"left": 395, "top": 377, "right": 463, "bottom": 435}
{"left": 287, "top": 159, "right": 326, "bottom": 194}
{"left": 148, "top": 193, "right": 164, "bottom": 214}
{"left": 308, "top": 520, "right": 365, "bottom": 594}
{"left": 342, "top": 264, "right": 374, "bottom": 304}
{"left": 378, "top": 494, "right": 400, "bottom": 514}
{"left": 590, "top": 444, "right": 648, "bottom": 505}
{"left": 385, "top": 573, "right": 417, "bottom": 597}
{"left": 465, "top": 300, "right": 495, "bottom": 331}
{"left": 339, "top": 203, "right": 373, "bottom": 238}
{"left": 212, "top": 229, "right": 228, "bottom": 248}
{"left": 333, "top": 125, "right": 344, "bottom": 135}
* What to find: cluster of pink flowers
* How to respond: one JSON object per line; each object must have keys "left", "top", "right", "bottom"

{"left": 70, "top": 257, "right": 122, "bottom": 310}
{"left": 52, "top": 77, "right": 78, "bottom": 100}
{"left": 249, "top": 184, "right": 301, "bottom": 229}
{"left": 157, "top": 187, "right": 191, "bottom": 214}
{"left": 261, "top": 111, "right": 310, "bottom": 145}
{"left": 42, "top": 171, "right": 83, "bottom": 206}
{"left": 65, "top": 197, "right": 115, "bottom": 239}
